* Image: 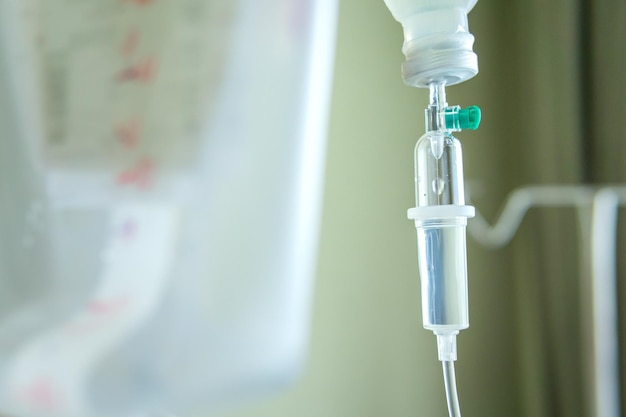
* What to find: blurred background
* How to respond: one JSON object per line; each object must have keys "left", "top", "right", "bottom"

{"left": 0, "top": 0, "right": 624, "bottom": 416}
{"left": 211, "top": 0, "right": 626, "bottom": 416}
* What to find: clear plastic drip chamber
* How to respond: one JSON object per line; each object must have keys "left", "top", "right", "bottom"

{"left": 408, "top": 84, "right": 476, "bottom": 336}
{"left": 415, "top": 132, "right": 465, "bottom": 207}
{"left": 383, "top": 0, "right": 479, "bottom": 87}
{"left": 414, "top": 83, "right": 472, "bottom": 208}
{"left": 412, "top": 133, "right": 470, "bottom": 333}
{"left": 415, "top": 216, "right": 469, "bottom": 333}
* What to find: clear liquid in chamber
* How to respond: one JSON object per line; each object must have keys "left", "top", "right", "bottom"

{"left": 416, "top": 220, "right": 469, "bottom": 330}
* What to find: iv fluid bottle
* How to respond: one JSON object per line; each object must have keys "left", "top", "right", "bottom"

{"left": 382, "top": 0, "right": 478, "bottom": 87}
{"left": 409, "top": 132, "right": 472, "bottom": 333}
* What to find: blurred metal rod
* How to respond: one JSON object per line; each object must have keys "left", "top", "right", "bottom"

{"left": 467, "top": 185, "right": 626, "bottom": 417}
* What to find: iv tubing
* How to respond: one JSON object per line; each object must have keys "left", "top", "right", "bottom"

{"left": 442, "top": 361, "right": 462, "bottom": 417}
{"left": 437, "top": 333, "right": 461, "bottom": 417}
{"left": 426, "top": 83, "right": 447, "bottom": 132}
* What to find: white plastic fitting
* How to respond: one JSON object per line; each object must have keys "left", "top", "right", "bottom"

{"left": 383, "top": 0, "right": 479, "bottom": 87}
{"left": 436, "top": 332, "right": 459, "bottom": 362}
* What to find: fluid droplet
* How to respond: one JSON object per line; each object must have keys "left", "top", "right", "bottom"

{"left": 432, "top": 178, "right": 445, "bottom": 195}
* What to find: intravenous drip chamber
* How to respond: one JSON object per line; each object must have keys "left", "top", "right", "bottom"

{"left": 406, "top": 82, "right": 480, "bottom": 417}
{"left": 415, "top": 132, "right": 464, "bottom": 206}
{"left": 409, "top": 84, "right": 479, "bottom": 338}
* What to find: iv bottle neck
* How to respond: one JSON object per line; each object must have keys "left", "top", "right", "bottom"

{"left": 383, "top": 0, "right": 479, "bottom": 87}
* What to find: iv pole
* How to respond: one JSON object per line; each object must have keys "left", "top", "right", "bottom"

{"left": 468, "top": 185, "right": 625, "bottom": 417}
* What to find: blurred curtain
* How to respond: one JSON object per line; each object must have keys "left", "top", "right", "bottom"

{"left": 485, "top": 0, "right": 626, "bottom": 415}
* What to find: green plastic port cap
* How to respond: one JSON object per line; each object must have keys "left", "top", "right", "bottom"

{"left": 459, "top": 106, "right": 481, "bottom": 130}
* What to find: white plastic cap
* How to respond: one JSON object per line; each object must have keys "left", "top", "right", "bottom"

{"left": 407, "top": 204, "right": 475, "bottom": 221}
{"left": 384, "top": 0, "right": 479, "bottom": 87}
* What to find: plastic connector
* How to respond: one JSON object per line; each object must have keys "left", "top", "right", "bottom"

{"left": 445, "top": 105, "right": 481, "bottom": 131}
{"left": 436, "top": 332, "right": 458, "bottom": 362}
